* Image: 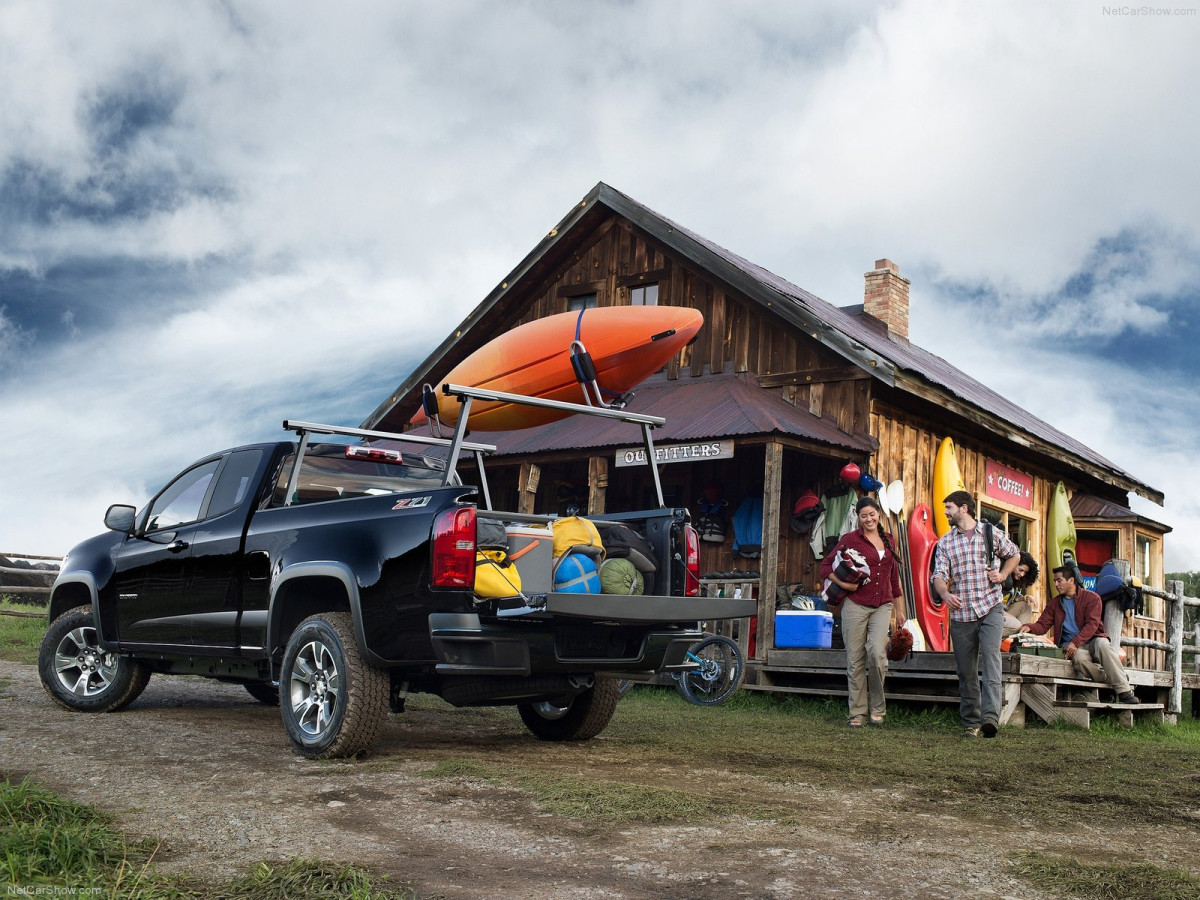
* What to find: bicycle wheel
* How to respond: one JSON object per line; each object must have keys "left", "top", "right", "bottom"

{"left": 674, "top": 635, "right": 745, "bottom": 706}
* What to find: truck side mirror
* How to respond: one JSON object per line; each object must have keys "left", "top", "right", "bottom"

{"left": 104, "top": 504, "right": 137, "bottom": 534}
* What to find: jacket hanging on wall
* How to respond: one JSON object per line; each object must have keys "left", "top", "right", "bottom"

{"left": 814, "top": 484, "right": 858, "bottom": 556}
{"left": 789, "top": 490, "right": 824, "bottom": 535}
{"left": 731, "top": 495, "right": 764, "bottom": 559}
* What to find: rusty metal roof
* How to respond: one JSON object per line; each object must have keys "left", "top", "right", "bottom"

{"left": 466, "top": 371, "right": 876, "bottom": 458}
{"left": 1070, "top": 493, "right": 1171, "bottom": 533}
{"left": 596, "top": 184, "right": 1160, "bottom": 504}
{"left": 365, "top": 182, "right": 1160, "bottom": 503}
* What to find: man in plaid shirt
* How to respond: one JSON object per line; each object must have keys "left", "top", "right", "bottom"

{"left": 932, "top": 490, "right": 1020, "bottom": 738}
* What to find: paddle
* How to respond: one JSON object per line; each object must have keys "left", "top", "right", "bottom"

{"left": 886, "top": 479, "right": 926, "bottom": 651}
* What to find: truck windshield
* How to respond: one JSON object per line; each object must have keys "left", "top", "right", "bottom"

{"left": 273, "top": 443, "right": 444, "bottom": 505}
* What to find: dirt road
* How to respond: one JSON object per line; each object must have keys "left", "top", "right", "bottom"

{"left": 0, "top": 660, "right": 1177, "bottom": 899}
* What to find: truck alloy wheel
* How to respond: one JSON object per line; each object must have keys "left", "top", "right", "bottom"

{"left": 279, "top": 612, "right": 388, "bottom": 759}
{"left": 38, "top": 605, "right": 151, "bottom": 713}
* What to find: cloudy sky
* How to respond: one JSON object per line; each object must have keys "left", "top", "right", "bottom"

{"left": 2, "top": 1, "right": 1198, "bottom": 571}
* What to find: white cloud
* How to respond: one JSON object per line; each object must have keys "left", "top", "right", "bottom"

{"left": 1, "top": 0, "right": 1198, "bottom": 573}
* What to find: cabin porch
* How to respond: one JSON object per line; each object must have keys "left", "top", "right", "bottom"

{"left": 702, "top": 577, "right": 1199, "bottom": 729}
{"left": 744, "top": 649, "right": 1176, "bottom": 730}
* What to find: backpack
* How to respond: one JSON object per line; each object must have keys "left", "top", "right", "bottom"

{"left": 696, "top": 482, "right": 728, "bottom": 543}
{"left": 930, "top": 521, "right": 1000, "bottom": 599}
{"left": 1095, "top": 558, "right": 1144, "bottom": 615}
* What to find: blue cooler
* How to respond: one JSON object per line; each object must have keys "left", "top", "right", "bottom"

{"left": 774, "top": 610, "right": 834, "bottom": 648}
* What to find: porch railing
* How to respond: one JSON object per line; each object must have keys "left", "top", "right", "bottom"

{"left": 1117, "top": 580, "right": 1198, "bottom": 719}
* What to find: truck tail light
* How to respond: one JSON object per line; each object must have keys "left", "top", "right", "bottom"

{"left": 346, "top": 445, "right": 403, "bottom": 464}
{"left": 432, "top": 506, "right": 476, "bottom": 588}
{"left": 683, "top": 523, "right": 701, "bottom": 597}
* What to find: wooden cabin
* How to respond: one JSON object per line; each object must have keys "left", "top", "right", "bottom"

{"left": 364, "top": 182, "right": 1172, "bottom": 688}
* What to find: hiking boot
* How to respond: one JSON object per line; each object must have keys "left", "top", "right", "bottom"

{"left": 961, "top": 727, "right": 980, "bottom": 739}
{"left": 1117, "top": 691, "right": 1139, "bottom": 705}
{"left": 981, "top": 721, "right": 998, "bottom": 738}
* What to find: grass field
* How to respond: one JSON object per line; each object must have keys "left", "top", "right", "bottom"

{"left": 0, "top": 598, "right": 47, "bottom": 665}
{"left": 0, "top": 776, "right": 415, "bottom": 899}
{"left": 4, "top": 601, "right": 1199, "bottom": 898}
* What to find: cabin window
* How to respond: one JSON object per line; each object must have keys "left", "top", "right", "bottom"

{"left": 567, "top": 293, "right": 597, "bottom": 312}
{"left": 1136, "top": 532, "right": 1160, "bottom": 586}
{"left": 979, "top": 505, "right": 1031, "bottom": 551}
{"left": 630, "top": 284, "right": 659, "bottom": 306}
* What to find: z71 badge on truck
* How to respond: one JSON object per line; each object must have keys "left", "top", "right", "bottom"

{"left": 39, "top": 385, "right": 755, "bottom": 758}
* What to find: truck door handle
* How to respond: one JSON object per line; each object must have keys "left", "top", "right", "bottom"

{"left": 168, "top": 540, "right": 190, "bottom": 553}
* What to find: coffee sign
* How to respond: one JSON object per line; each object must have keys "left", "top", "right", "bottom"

{"left": 984, "top": 459, "right": 1033, "bottom": 510}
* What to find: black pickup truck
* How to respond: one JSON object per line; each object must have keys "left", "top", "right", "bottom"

{"left": 38, "top": 386, "right": 754, "bottom": 758}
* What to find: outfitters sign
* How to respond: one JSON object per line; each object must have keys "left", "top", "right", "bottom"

{"left": 614, "top": 440, "right": 734, "bottom": 468}
{"left": 984, "top": 459, "right": 1033, "bottom": 510}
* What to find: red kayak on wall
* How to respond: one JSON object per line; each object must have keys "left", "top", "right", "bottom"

{"left": 411, "top": 305, "right": 704, "bottom": 431}
{"left": 908, "top": 503, "right": 949, "bottom": 652}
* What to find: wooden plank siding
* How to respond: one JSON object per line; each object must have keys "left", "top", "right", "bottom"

{"left": 504, "top": 216, "right": 861, "bottom": 395}
{"left": 868, "top": 400, "right": 1059, "bottom": 611}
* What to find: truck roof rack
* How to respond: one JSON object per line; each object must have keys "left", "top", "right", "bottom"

{"left": 283, "top": 382, "right": 671, "bottom": 513}
{"left": 440, "top": 383, "right": 670, "bottom": 509}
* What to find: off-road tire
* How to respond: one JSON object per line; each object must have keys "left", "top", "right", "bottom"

{"left": 244, "top": 681, "right": 280, "bottom": 706}
{"left": 279, "top": 612, "right": 388, "bottom": 759}
{"left": 518, "top": 678, "right": 620, "bottom": 741}
{"left": 38, "top": 605, "right": 151, "bottom": 713}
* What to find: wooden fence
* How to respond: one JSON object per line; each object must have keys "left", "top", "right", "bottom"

{"left": 0, "top": 553, "right": 61, "bottom": 606}
{"left": 1118, "top": 579, "right": 1199, "bottom": 719}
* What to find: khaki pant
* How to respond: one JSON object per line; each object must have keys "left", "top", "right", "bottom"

{"left": 1073, "top": 636, "right": 1131, "bottom": 695}
{"left": 1002, "top": 598, "right": 1033, "bottom": 638}
{"left": 841, "top": 599, "right": 892, "bottom": 719}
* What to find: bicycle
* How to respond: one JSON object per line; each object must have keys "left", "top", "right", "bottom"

{"left": 616, "top": 633, "right": 745, "bottom": 706}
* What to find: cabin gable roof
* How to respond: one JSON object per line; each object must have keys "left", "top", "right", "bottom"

{"left": 363, "top": 181, "right": 1161, "bottom": 505}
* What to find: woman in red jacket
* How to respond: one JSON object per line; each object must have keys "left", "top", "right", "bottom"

{"left": 820, "top": 497, "right": 905, "bottom": 727}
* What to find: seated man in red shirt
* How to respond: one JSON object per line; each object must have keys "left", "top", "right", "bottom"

{"left": 1019, "top": 566, "right": 1137, "bottom": 704}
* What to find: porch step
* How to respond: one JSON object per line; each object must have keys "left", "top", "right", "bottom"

{"left": 743, "top": 683, "right": 958, "bottom": 704}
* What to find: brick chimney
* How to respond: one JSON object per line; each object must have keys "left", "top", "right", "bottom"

{"left": 863, "top": 258, "right": 910, "bottom": 340}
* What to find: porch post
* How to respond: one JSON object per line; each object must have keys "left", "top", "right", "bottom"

{"left": 1167, "top": 579, "right": 1184, "bottom": 718}
{"left": 518, "top": 463, "right": 540, "bottom": 516}
{"left": 587, "top": 456, "right": 608, "bottom": 516}
{"left": 758, "top": 441, "right": 783, "bottom": 660}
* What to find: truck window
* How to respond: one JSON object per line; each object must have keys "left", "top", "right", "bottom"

{"left": 272, "top": 443, "right": 444, "bottom": 505}
{"left": 207, "top": 449, "right": 264, "bottom": 517}
{"left": 145, "top": 459, "right": 221, "bottom": 532}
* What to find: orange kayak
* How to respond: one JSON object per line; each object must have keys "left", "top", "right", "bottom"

{"left": 413, "top": 306, "right": 704, "bottom": 430}
{"left": 908, "top": 503, "right": 949, "bottom": 652}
